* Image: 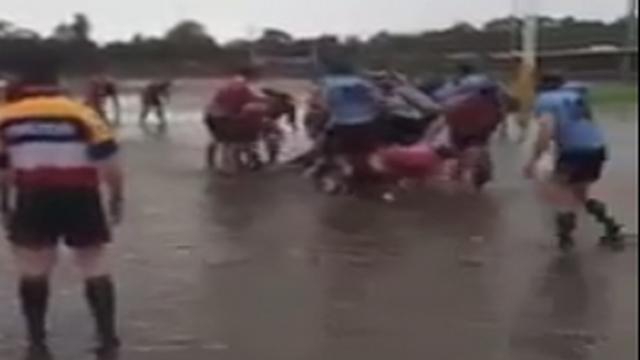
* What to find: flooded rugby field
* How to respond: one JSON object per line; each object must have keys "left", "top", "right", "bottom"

{"left": 0, "top": 79, "right": 637, "bottom": 360}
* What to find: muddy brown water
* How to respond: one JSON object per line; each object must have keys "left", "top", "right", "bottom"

{"left": 0, "top": 80, "right": 637, "bottom": 360}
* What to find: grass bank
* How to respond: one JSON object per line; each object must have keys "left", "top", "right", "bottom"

{"left": 591, "top": 83, "right": 638, "bottom": 107}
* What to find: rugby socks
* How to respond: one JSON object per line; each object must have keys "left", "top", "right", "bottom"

{"left": 85, "top": 276, "right": 120, "bottom": 348}
{"left": 555, "top": 212, "right": 577, "bottom": 250}
{"left": 19, "top": 276, "right": 50, "bottom": 346}
{"left": 585, "top": 199, "right": 622, "bottom": 239}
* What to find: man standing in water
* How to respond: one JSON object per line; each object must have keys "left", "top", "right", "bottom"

{"left": 524, "top": 72, "right": 624, "bottom": 251}
{"left": 0, "top": 49, "right": 124, "bottom": 359}
{"left": 139, "top": 80, "right": 171, "bottom": 131}
{"left": 85, "top": 75, "right": 120, "bottom": 127}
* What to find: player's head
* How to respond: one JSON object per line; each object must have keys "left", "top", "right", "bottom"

{"left": 370, "top": 71, "right": 396, "bottom": 92}
{"left": 0, "top": 43, "right": 61, "bottom": 100}
{"left": 236, "top": 65, "right": 261, "bottom": 80}
{"left": 456, "top": 63, "right": 477, "bottom": 77}
{"left": 538, "top": 71, "right": 566, "bottom": 92}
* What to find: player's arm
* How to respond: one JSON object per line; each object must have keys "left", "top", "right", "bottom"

{"left": 524, "top": 113, "right": 554, "bottom": 178}
{"left": 395, "top": 84, "right": 442, "bottom": 117}
{"left": 284, "top": 99, "right": 298, "bottom": 131}
{"left": 272, "top": 91, "right": 297, "bottom": 130}
{"left": 309, "top": 87, "right": 325, "bottom": 110}
{"left": 99, "top": 156, "right": 124, "bottom": 224}
{"left": 81, "top": 107, "right": 125, "bottom": 224}
{"left": 308, "top": 85, "right": 330, "bottom": 118}
{"left": 423, "top": 115, "right": 448, "bottom": 143}
{"left": 109, "top": 85, "right": 121, "bottom": 121}
{"left": 305, "top": 87, "right": 330, "bottom": 132}
{"left": 0, "top": 171, "right": 11, "bottom": 230}
{"left": 365, "top": 81, "right": 386, "bottom": 111}
{"left": 0, "top": 136, "right": 13, "bottom": 229}
{"left": 0, "top": 164, "right": 9, "bottom": 213}
{"left": 532, "top": 115, "right": 554, "bottom": 159}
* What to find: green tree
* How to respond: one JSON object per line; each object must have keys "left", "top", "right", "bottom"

{"left": 448, "top": 22, "right": 477, "bottom": 33}
{"left": 165, "top": 20, "right": 215, "bottom": 45}
{"left": 70, "top": 13, "right": 91, "bottom": 42}
{"left": 0, "top": 20, "right": 38, "bottom": 39}
{"left": 52, "top": 23, "right": 75, "bottom": 41}
{"left": 51, "top": 13, "right": 92, "bottom": 43}
{"left": 484, "top": 16, "right": 521, "bottom": 32}
{"left": 260, "top": 28, "right": 294, "bottom": 44}
{"left": 0, "top": 20, "right": 11, "bottom": 37}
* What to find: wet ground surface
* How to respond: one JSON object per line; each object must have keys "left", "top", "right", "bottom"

{"left": 0, "top": 81, "right": 637, "bottom": 360}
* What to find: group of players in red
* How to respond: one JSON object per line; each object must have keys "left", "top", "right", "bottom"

{"left": 202, "top": 67, "right": 296, "bottom": 172}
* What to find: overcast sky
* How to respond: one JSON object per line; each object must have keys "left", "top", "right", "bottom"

{"left": 1, "top": 0, "right": 634, "bottom": 42}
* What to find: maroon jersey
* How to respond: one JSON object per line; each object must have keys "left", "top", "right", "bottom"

{"left": 142, "top": 81, "right": 170, "bottom": 106}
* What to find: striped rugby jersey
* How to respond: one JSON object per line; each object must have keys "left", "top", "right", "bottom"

{"left": 0, "top": 95, "right": 118, "bottom": 189}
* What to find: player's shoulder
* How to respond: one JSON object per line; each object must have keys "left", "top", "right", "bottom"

{"left": 1, "top": 95, "right": 81, "bottom": 118}
{"left": 536, "top": 90, "right": 564, "bottom": 105}
{"left": 48, "top": 96, "right": 96, "bottom": 115}
{"left": 0, "top": 102, "right": 14, "bottom": 121}
{"left": 40, "top": 97, "right": 104, "bottom": 127}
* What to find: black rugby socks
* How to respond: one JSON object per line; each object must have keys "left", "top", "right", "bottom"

{"left": 19, "top": 276, "right": 50, "bottom": 346}
{"left": 555, "top": 212, "right": 577, "bottom": 250}
{"left": 85, "top": 276, "right": 119, "bottom": 347}
{"left": 585, "top": 199, "right": 622, "bottom": 235}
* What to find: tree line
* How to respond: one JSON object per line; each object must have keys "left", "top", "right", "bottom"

{"left": 0, "top": 14, "right": 637, "bottom": 77}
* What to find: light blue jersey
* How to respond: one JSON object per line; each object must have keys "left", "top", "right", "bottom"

{"left": 321, "top": 75, "right": 381, "bottom": 128}
{"left": 534, "top": 87, "right": 606, "bottom": 152}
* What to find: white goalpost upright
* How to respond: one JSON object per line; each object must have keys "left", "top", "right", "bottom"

{"left": 522, "top": 1, "right": 538, "bottom": 72}
{"left": 622, "top": 0, "right": 638, "bottom": 76}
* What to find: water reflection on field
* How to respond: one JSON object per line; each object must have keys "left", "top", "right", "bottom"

{"left": 0, "top": 79, "right": 636, "bottom": 360}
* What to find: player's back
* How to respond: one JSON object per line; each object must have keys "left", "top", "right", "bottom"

{"left": 211, "top": 78, "right": 257, "bottom": 116}
{"left": 535, "top": 89, "right": 605, "bottom": 152}
{"left": 321, "top": 75, "right": 381, "bottom": 127}
{"left": 0, "top": 95, "right": 116, "bottom": 189}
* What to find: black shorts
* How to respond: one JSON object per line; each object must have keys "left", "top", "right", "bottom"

{"left": 326, "top": 122, "right": 381, "bottom": 155}
{"left": 204, "top": 114, "right": 224, "bottom": 138}
{"left": 555, "top": 148, "right": 607, "bottom": 184}
{"left": 451, "top": 132, "right": 491, "bottom": 151}
{"left": 380, "top": 115, "right": 431, "bottom": 146}
{"left": 9, "top": 188, "right": 111, "bottom": 249}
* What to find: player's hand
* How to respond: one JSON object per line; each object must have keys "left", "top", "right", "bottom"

{"left": 523, "top": 161, "right": 536, "bottom": 179}
{"left": 109, "top": 197, "right": 124, "bottom": 226}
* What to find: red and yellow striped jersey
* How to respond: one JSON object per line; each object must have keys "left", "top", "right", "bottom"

{"left": 0, "top": 95, "right": 118, "bottom": 189}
